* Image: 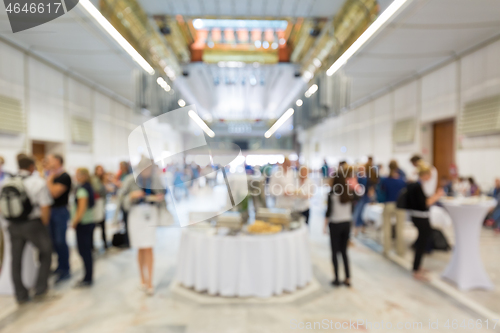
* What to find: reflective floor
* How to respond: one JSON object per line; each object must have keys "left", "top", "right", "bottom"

{"left": 0, "top": 188, "right": 499, "bottom": 333}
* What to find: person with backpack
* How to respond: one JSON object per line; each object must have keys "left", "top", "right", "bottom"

{"left": 46, "top": 154, "right": 72, "bottom": 283}
{"left": 0, "top": 156, "right": 53, "bottom": 304}
{"left": 71, "top": 168, "right": 95, "bottom": 287}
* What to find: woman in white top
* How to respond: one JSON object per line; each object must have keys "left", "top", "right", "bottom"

{"left": 269, "top": 158, "right": 296, "bottom": 210}
{"left": 295, "top": 166, "right": 314, "bottom": 224}
{"left": 324, "top": 166, "right": 358, "bottom": 287}
{"left": 119, "top": 157, "right": 165, "bottom": 295}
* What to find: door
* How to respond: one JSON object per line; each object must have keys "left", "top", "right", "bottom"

{"left": 433, "top": 120, "right": 455, "bottom": 179}
{"left": 32, "top": 142, "right": 46, "bottom": 173}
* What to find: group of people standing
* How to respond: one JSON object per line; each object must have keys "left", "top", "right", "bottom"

{"left": 0, "top": 153, "right": 146, "bottom": 303}
{"left": 322, "top": 154, "right": 447, "bottom": 286}
{"left": 0, "top": 154, "right": 95, "bottom": 303}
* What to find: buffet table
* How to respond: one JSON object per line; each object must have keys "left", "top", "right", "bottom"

{"left": 440, "top": 197, "right": 496, "bottom": 291}
{"left": 176, "top": 225, "right": 312, "bottom": 298}
{"left": 0, "top": 218, "right": 37, "bottom": 295}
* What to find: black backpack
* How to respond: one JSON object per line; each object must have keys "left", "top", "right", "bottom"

{"left": 0, "top": 176, "right": 33, "bottom": 222}
{"left": 396, "top": 186, "right": 409, "bottom": 209}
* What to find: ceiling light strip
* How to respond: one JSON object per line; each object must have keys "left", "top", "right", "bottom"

{"left": 326, "top": 0, "right": 409, "bottom": 76}
{"left": 79, "top": 0, "right": 155, "bottom": 75}
{"left": 188, "top": 110, "right": 215, "bottom": 138}
{"left": 264, "top": 108, "right": 294, "bottom": 138}
{"left": 305, "top": 84, "right": 318, "bottom": 98}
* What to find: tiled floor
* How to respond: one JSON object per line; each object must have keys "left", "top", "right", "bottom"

{"left": 0, "top": 186, "right": 499, "bottom": 333}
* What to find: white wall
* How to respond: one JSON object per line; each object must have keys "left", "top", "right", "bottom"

{"left": 0, "top": 40, "right": 181, "bottom": 176}
{"left": 303, "top": 38, "right": 500, "bottom": 190}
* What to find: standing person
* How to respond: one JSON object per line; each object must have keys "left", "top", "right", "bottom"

{"left": 269, "top": 158, "right": 296, "bottom": 210}
{"left": 295, "top": 166, "right": 314, "bottom": 225}
{"left": 115, "top": 161, "right": 132, "bottom": 247}
{"left": 468, "top": 177, "right": 480, "bottom": 196}
{"left": 489, "top": 179, "right": 500, "bottom": 233}
{"left": 353, "top": 160, "right": 378, "bottom": 236}
{"left": 406, "top": 162, "right": 445, "bottom": 281}
{"left": 324, "top": 166, "right": 357, "bottom": 287}
{"left": 410, "top": 155, "right": 437, "bottom": 197}
{"left": 352, "top": 165, "right": 368, "bottom": 236}
{"left": 380, "top": 160, "right": 407, "bottom": 257}
{"left": 322, "top": 159, "right": 329, "bottom": 178}
{"left": 0, "top": 156, "right": 53, "bottom": 303}
{"left": 46, "top": 154, "right": 72, "bottom": 283}
{"left": 91, "top": 165, "right": 108, "bottom": 250}
{"left": 118, "top": 157, "right": 164, "bottom": 295}
{"left": 71, "top": 168, "right": 95, "bottom": 287}
{"left": 0, "top": 156, "right": 12, "bottom": 184}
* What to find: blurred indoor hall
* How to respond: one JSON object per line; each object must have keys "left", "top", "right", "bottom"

{"left": 1, "top": 0, "right": 500, "bottom": 332}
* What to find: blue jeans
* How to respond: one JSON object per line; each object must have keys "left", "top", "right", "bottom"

{"left": 49, "top": 206, "right": 70, "bottom": 275}
{"left": 76, "top": 223, "right": 95, "bottom": 282}
{"left": 353, "top": 196, "right": 369, "bottom": 227}
{"left": 492, "top": 205, "right": 500, "bottom": 228}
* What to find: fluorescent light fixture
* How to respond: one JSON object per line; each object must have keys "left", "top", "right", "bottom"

{"left": 164, "top": 66, "right": 176, "bottom": 81}
{"left": 312, "top": 58, "right": 322, "bottom": 68}
{"left": 218, "top": 61, "right": 245, "bottom": 68}
{"left": 304, "top": 84, "right": 318, "bottom": 98}
{"left": 302, "top": 70, "right": 313, "bottom": 82}
{"left": 193, "top": 19, "right": 203, "bottom": 29}
{"left": 264, "top": 108, "right": 294, "bottom": 138}
{"left": 188, "top": 110, "right": 215, "bottom": 138}
{"left": 326, "top": 0, "right": 409, "bottom": 76}
{"left": 79, "top": 0, "right": 155, "bottom": 75}
{"left": 191, "top": 19, "right": 288, "bottom": 30}
{"left": 296, "top": 99, "right": 303, "bottom": 107}
{"left": 178, "top": 99, "right": 186, "bottom": 107}
{"left": 157, "top": 77, "right": 171, "bottom": 92}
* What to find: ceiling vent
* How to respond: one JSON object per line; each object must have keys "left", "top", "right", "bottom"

{"left": 0, "top": 95, "right": 24, "bottom": 134}
{"left": 71, "top": 116, "right": 93, "bottom": 145}
{"left": 458, "top": 95, "right": 500, "bottom": 137}
{"left": 393, "top": 118, "right": 416, "bottom": 145}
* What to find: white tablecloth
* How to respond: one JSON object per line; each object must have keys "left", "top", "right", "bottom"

{"left": 0, "top": 218, "right": 37, "bottom": 295}
{"left": 362, "top": 203, "right": 452, "bottom": 229}
{"left": 440, "top": 198, "right": 496, "bottom": 290}
{"left": 176, "top": 225, "right": 312, "bottom": 298}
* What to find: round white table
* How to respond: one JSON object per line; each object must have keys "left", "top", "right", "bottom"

{"left": 176, "top": 225, "right": 312, "bottom": 298}
{"left": 440, "top": 198, "right": 497, "bottom": 291}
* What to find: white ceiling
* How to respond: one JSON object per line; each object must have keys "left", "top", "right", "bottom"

{"left": 345, "top": 0, "right": 500, "bottom": 105}
{"left": 139, "top": 0, "right": 346, "bottom": 18}
{"left": 0, "top": 2, "right": 138, "bottom": 104}
{"left": 1, "top": 0, "right": 499, "bottom": 122}
{"left": 176, "top": 63, "right": 303, "bottom": 120}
